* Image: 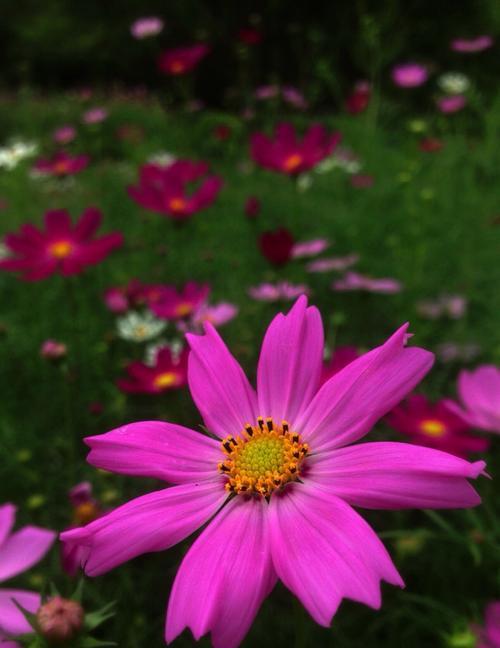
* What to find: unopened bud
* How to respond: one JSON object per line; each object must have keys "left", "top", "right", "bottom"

{"left": 37, "top": 596, "right": 84, "bottom": 643}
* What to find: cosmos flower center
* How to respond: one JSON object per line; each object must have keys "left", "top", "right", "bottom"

{"left": 170, "top": 61, "right": 186, "bottom": 74}
{"left": 53, "top": 160, "right": 70, "bottom": 174}
{"left": 420, "top": 419, "right": 446, "bottom": 437}
{"left": 168, "top": 197, "right": 187, "bottom": 213}
{"left": 73, "top": 502, "right": 99, "bottom": 525}
{"left": 49, "top": 240, "right": 73, "bottom": 259}
{"left": 218, "top": 417, "right": 309, "bottom": 497}
{"left": 283, "top": 153, "right": 303, "bottom": 172}
{"left": 153, "top": 372, "right": 177, "bottom": 389}
{"left": 175, "top": 302, "right": 193, "bottom": 317}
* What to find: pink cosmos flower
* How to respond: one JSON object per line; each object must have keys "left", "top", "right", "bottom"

{"left": 281, "top": 86, "right": 308, "bottom": 110}
{"left": 255, "top": 85, "right": 279, "bottom": 100}
{"left": 248, "top": 282, "right": 310, "bottom": 301}
{"left": 158, "top": 44, "right": 209, "bottom": 75}
{"left": 475, "top": 601, "right": 500, "bottom": 647}
{"left": 82, "top": 107, "right": 108, "bottom": 125}
{"left": 52, "top": 125, "right": 76, "bottom": 145}
{"left": 332, "top": 272, "right": 402, "bottom": 294}
{"left": 103, "top": 280, "right": 165, "bottom": 314}
{"left": 60, "top": 297, "right": 485, "bottom": 648}
{"left": 391, "top": 63, "right": 428, "bottom": 88}
{"left": 451, "top": 36, "right": 494, "bottom": 53}
{"left": 34, "top": 150, "right": 89, "bottom": 177}
{"left": 386, "top": 395, "right": 489, "bottom": 459}
{"left": 320, "top": 346, "right": 359, "bottom": 385}
{"left": 416, "top": 294, "right": 467, "bottom": 320}
{"left": 117, "top": 347, "right": 188, "bottom": 394}
{"left": 0, "top": 504, "right": 55, "bottom": 645}
{"left": 61, "top": 483, "right": 102, "bottom": 576}
{"left": 250, "top": 123, "right": 341, "bottom": 175}
{"left": 437, "top": 95, "right": 467, "bottom": 114}
{"left": 128, "top": 161, "right": 223, "bottom": 221}
{"left": 131, "top": 16, "right": 164, "bottom": 39}
{"left": 291, "top": 238, "right": 329, "bottom": 259}
{"left": 192, "top": 303, "right": 238, "bottom": 329}
{"left": 40, "top": 339, "right": 67, "bottom": 360}
{"left": 150, "top": 282, "right": 210, "bottom": 320}
{"left": 447, "top": 366, "right": 500, "bottom": 433}
{"left": 306, "top": 254, "right": 360, "bottom": 273}
{"left": 0, "top": 208, "right": 123, "bottom": 281}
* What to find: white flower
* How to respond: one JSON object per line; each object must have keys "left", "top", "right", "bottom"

{"left": 315, "top": 147, "right": 362, "bottom": 175}
{"left": 116, "top": 311, "right": 167, "bottom": 343}
{"left": 145, "top": 338, "right": 184, "bottom": 366}
{"left": 437, "top": 72, "right": 470, "bottom": 95}
{"left": 147, "top": 151, "right": 177, "bottom": 167}
{"left": 0, "top": 139, "right": 38, "bottom": 170}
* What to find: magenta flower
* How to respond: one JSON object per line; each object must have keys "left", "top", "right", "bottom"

{"left": 281, "top": 86, "right": 308, "bottom": 110}
{"left": 192, "top": 303, "right": 238, "bottom": 329}
{"left": 131, "top": 16, "right": 164, "bottom": 39}
{"left": 437, "top": 95, "right": 467, "bottom": 114}
{"left": 451, "top": 36, "right": 494, "bottom": 53}
{"left": 33, "top": 150, "right": 89, "bottom": 177}
{"left": 386, "top": 394, "right": 489, "bottom": 459}
{"left": 250, "top": 123, "right": 341, "bottom": 175}
{"left": 258, "top": 228, "right": 295, "bottom": 266}
{"left": 150, "top": 282, "right": 210, "bottom": 320}
{"left": 475, "top": 601, "right": 500, "bottom": 647}
{"left": 61, "top": 483, "right": 102, "bottom": 577}
{"left": 255, "top": 85, "right": 279, "bottom": 100}
{"left": 448, "top": 366, "right": 500, "bottom": 433}
{"left": 82, "top": 107, "right": 108, "bottom": 125}
{"left": 391, "top": 63, "right": 428, "bottom": 88}
{"left": 248, "top": 282, "right": 310, "bottom": 302}
{"left": 158, "top": 44, "right": 209, "bottom": 75}
{"left": 61, "top": 297, "right": 485, "bottom": 648}
{"left": 0, "top": 208, "right": 123, "bottom": 281}
{"left": 40, "top": 339, "right": 67, "bottom": 360}
{"left": 332, "top": 271, "right": 402, "bottom": 294}
{"left": 0, "top": 504, "right": 55, "bottom": 645}
{"left": 117, "top": 347, "right": 188, "bottom": 394}
{"left": 291, "top": 238, "right": 329, "bottom": 259}
{"left": 128, "top": 161, "right": 223, "bottom": 221}
{"left": 321, "top": 346, "right": 359, "bottom": 385}
{"left": 306, "top": 254, "right": 360, "bottom": 273}
{"left": 52, "top": 125, "right": 76, "bottom": 145}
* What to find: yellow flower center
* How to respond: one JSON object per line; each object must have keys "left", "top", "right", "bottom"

{"left": 73, "top": 502, "right": 99, "bottom": 526}
{"left": 153, "top": 372, "right": 177, "bottom": 389}
{"left": 168, "top": 197, "right": 187, "bottom": 213}
{"left": 170, "top": 61, "right": 186, "bottom": 74}
{"left": 175, "top": 302, "right": 193, "bottom": 317}
{"left": 219, "top": 417, "right": 309, "bottom": 497}
{"left": 283, "top": 153, "right": 303, "bottom": 173}
{"left": 49, "top": 240, "right": 73, "bottom": 259}
{"left": 53, "top": 160, "right": 70, "bottom": 174}
{"left": 420, "top": 419, "right": 447, "bottom": 437}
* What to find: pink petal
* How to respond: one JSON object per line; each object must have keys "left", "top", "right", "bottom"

{"left": 85, "top": 421, "right": 222, "bottom": 483}
{"left": 257, "top": 295, "right": 323, "bottom": 425}
{"left": 0, "top": 527, "right": 55, "bottom": 582}
{"left": 187, "top": 324, "right": 258, "bottom": 438}
{"left": 0, "top": 589, "right": 40, "bottom": 636}
{"left": 308, "top": 442, "right": 485, "bottom": 509}
{"left": 72, "top": 207, "right": 102, "bottom": 240}
{"left": 268, "top": 484, "right": 403, "bottom": 626}
{"left": 0, "top": 506, "right": 16, "bottom": 549}
{"left": 166, "top": 496, "right": 275, "bottom": 648}
{"left": 296, "top": 324, "right": 434, "bottom": 451}
{"left": 44, "top": 210, "right": 72, "bottom": 236}
{"left": 60, "top": 480, "right": 226, "bottom": 577}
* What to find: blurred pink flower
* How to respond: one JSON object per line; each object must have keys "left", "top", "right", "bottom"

{"left": 475, "top": 601, "right": 500, "bottom": 647}
{"left": 117, "top": 347, "right": 188, "bottom": 394}
{"left": 437, "top": 95, "right": 467, "bottom": 114}
{"left": 332, "top": 272, "right": 402, "bottom": 293}
{"left": 40, "top": 339, "right": 67, "bottom": 360}
{"left": 291, "top": 238, "right": 329, "bottom": 259}
{"left": 259, "top": 228, "right": 295, "bottom": 266}
{"left": 255, "top": 85, "right": 279, "bottom": 100}
{"left": 150, "top": 282, "right": 210, "bottom": 320}
{"left": 0, "top": 503, "right": 55, "bottom": 644}
{"left": 237, "top": 27, "right": 262, "bottom": 46}
{"left": 128, "top": 160, "right": 223, "bottom": 221}
{"left": 282, "top": 86, "right": 308, "bottom": 110}
{"left": 244, "top": 196, "right": 261, "bottom": 219}
{"left": 435, "top": 342, "right": 480, "bottom": 364}
{"left": 391, "top": 63, "right": 428, "bottom": 88}
{"left": 307, "top": 254, "right": 360, "bottom": 273}
{"left": 345, "top": 81, "right": 371, "bottom": 114}
{"left": 451, "top": 36, "right": 493, "bottom": 53}
{"left": 321, "top": 346, "right": 359, "bottom": 385}
{"left": 61, "top": 482, "right": 102, "bottom": 576}
{"left": 387, "top": 394, "right": 489, "bottom": 459}
{"left": 251, "top": 122, "right": 341, "bottom": 175}
{"left": 82, "top": 107, "right": 108, "bottom": 125}
{"left": 104, "top": 287, "right": 130, "bottom": 314}
{"left": 248, "top": 281, "right": 310, "bottom": 301}
{"left": 417, "top": 294, "right": 467, "bottom": 319}
{"left": 448, "top": 365, "right": 500, "bottom": 433}
{"left": 52, "top": 125, "right": 76, "bottom": 145}
{"left": 158, "top": 44, "right": 209, "bottom": 75}
{"left": 0, "top": 208, "right": 123, "bottom": 281}
{"left": 192, "top": 303, "right": 238, "bottom": 328}
{"left": 131, "top": 16, "right": 164, "bottom": 39}
{"left": 34, "top": 150, "right": 89, "bottom": 177}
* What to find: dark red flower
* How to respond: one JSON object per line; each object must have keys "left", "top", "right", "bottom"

{"left": 34, "top": 150, "right": 89, "bottom": 177}
{"left": 150, "top": 282, "right": 210, "bottom": 320}
{"left": 244, "top": 196, "right": 261, "bottom": 219}
{"left": 158, "top": 44, "right": 209, "bottom": 75}
{"left": 117, "top": 347, "right": 188, "bottom": 394}
{"left": 345, "top": 81, "right": 371, "bottom": 114}
{"left": 237, "top": 27, "right": 262, "bottom": 46}
{"left": 0, "top": 208, "right": 123, "bottom": 281}
{"left": 258, "top": 228, "right": 295, "bottom": 266}
{"left": 128, "top": 160, "right": 223, "bottom": 221}
{"left": 250, "top": 122, "right": 341, "bottom": 175}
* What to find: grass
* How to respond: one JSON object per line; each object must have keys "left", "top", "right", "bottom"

{"left": 0, "top": 92, "right": 499, "bottom": 647}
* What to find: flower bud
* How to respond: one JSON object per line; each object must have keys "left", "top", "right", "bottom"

{"left": 37, "top": 596, "right": 84, "bottom": 643}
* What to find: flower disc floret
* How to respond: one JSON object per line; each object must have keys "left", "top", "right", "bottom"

{"left": 218, "top": 417, "right": 309, "bottom": 496}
